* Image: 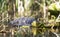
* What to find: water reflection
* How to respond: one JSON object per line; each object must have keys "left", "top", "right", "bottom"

{"left": 0, "top": 27, "right": 60, "bottom": 37}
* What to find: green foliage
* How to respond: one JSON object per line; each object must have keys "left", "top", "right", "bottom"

{"left": 30, "top": 1, "right": 40, "bottom": 11}
{"left": 16, "top": 0, "right": 18, "bottom": 9}
{"left": 0, "top": 0, "right": 8, "bottom": 13}
{"left": 48, "top": 10, "right": 60, "bottom": 17}
{"left": 48, "top": 2, "right": 60, "bottom": 17}
{"left": 45, "top": 0, "right": 52, "bottom": 6}
{"left": 38, "top": 22, "right": 45, "bottom": 28}
{"left": 48, "top": 3, "right": 60, "bottom": 11}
